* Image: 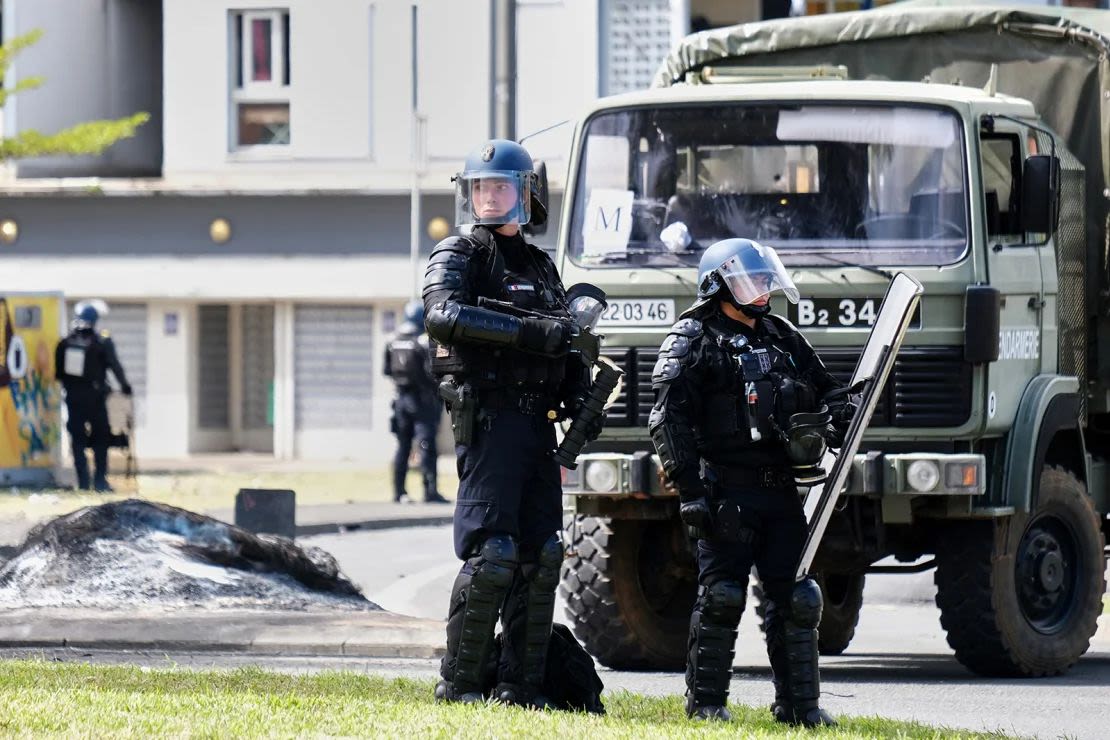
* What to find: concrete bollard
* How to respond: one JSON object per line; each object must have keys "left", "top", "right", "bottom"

{"left": 235, "top": 488, "right": 296, "bottom": 539}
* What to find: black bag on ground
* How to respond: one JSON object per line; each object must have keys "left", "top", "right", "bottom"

{"left": 483, "top": 624, "right": 605, "bottom": 714}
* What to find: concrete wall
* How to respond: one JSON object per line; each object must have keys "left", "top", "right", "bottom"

{"left": 161, "top": 0, "right": 598, "bottom": 190}
{"left": 6, "top": 0, "right": 163, "bottom": 177}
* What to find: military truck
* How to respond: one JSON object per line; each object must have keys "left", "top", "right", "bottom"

{"left": 555, "top": 3, "right": 1110, "bottom": 678}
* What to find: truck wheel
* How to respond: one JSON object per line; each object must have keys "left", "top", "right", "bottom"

{"left": 560, "top": 516, "right": 697, "bottom": 670}
{"left": 934, "top": 466, "right": 1106, "bottom": 677}
{"left": 750, "top": 572, "right": 865, "bottom": 655}
{"left": 815, "top": 572, "right": 865, "bottom": 655}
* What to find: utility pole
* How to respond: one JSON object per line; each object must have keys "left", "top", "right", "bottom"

{"left": 409, "top": 4, "right": 427, "bottom": 299}
{"left": 491, "top": 0, "right": 516, "bottom": 140}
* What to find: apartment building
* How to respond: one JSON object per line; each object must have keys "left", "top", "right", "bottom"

{"left": 0, "top": 0, "right": 774, "bottom": 464}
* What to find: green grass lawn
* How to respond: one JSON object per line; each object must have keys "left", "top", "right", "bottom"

{"left": 0, "top": 660, "right": 1011, "bottom": 739}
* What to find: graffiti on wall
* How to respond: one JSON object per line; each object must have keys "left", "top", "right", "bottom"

{"left": 0, "top": 295, "right": 62, "bottom": 469}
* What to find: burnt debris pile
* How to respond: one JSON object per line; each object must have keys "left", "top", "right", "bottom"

{"left": 0, "top": 499, "right": 378, "bottom": 611}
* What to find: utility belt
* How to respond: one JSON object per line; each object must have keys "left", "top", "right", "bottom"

{"left": 477, "top": 387, "right": 559, "bottom": 419}
{"left": 703, "top": 463, "right": 795, "bottom": 492}
{"left": 439, "top": 380, "right": 557, "bottom": 446}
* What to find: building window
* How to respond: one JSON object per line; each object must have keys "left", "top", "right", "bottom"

{"left": 230, "top": 9, "right": 290, "bottom": 149}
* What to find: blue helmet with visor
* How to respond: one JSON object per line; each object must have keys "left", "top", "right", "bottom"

{"left": 680, "top": 238, "right": 798, "bottom": 318}
{"left": 454, "top": 139, "right": 548, "bottom": 228}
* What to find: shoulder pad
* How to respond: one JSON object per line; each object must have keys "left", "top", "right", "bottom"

{"left": 653, "top": 326, "right": 702, "bottom": 385}
{"left": 431, "top": 235, "right": 481, "bottom": 255}
{"left": 670, "top": 318, "right": 703, "bottom": 337}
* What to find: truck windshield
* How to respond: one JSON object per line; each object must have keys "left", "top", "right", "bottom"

{"left": 568, "top": 104, "right": 968, "bottom": 268}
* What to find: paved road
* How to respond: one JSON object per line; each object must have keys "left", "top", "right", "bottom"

{"left": 300, "top": 524, "right": 1110, "bottom": 740}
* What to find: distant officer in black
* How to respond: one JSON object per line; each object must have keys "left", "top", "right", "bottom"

{"left": 423, "top": 139, "right": 585, "bottom": 707}
{"left": 383, "top": 299, "right": 448, "bottom": 504}
{"left": 649, "top": 239, "right": 854, "bottom": 727}
{"left": 55, "top": 301, "right": 132, "bottom": 492}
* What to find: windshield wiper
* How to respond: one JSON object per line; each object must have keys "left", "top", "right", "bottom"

{"left": 777, "top": 249, "right": 894, "bottom": 280}
{"left": 595, "top": 248, "right": 700, "bottom": 294}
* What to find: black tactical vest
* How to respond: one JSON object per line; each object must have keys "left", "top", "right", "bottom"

{"left": 431, "top": 228, "right": 570, "bottom": 392}
{"left": 387, "top": 331, "right": 431, "bottom": 390}
{"left": 59, "top": 330, "right": 107, "bottom": 386}
{"left": 696, "top": 318, "right": 820, "bottom": 462}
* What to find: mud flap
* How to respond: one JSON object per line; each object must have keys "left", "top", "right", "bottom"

{"left": 796, "top": 272, "right": 924, "bottom": 580}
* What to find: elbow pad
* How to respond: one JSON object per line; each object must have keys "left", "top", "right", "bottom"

{"left": 648, "top": 403, "right": 703, "bottom": 496}
{"left": 425, "top": 301, "right": 523, "bottom": 347}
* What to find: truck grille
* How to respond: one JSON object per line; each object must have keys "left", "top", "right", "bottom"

{"left": 601, "top": 346, "right": 971, "bottom": 429}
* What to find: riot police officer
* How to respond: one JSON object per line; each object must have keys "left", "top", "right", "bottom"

{"left": 649, "top": 239, "right": 853, "bottom": 727}
{"left": 422, "top": 139, "right": 587, "bottom": 707}
{"left": 54, "top": 301, "right": 132, "bottom": 492}
{"left": 383, "top": 300, "right": 448, "bottom": 504}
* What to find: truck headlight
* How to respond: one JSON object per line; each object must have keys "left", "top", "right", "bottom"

{"left": 584, "top": 460, "right": 619, "bottom": 493}
{"left": 906, "top": 460, "right": 940, "bottom": 492}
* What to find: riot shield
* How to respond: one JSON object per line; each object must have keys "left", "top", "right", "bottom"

{"left": 795, "top": 272, "right": 924, "bottom": 580}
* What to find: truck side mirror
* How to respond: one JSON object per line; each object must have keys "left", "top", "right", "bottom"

{"left": 1020, "top": 154, "right": 1060, "bottom": 236}
{"left": 524, "top": 160, "right": 550, "bottom": 237}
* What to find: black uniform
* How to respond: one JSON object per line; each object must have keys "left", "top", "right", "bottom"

{"left": 649, "top": 309, "right": 846, "bottom": 723}
{"left": 55, "top": 328, "right": 131, "bottom": 491}
{"left": 383, "top": 322, "right": 441, "bottom": 502}
{"left": 423, "top": 224, "right": 585, "bottom": 705}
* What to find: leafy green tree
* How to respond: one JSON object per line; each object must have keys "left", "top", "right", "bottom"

{"left": 0, "top": 29, "right": 148, "bottom": 159}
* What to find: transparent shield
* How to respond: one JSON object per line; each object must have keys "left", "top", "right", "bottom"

{"left": 796, "top": 272, "right": 924, "bottom": 579}
{"left": 717, "top": 245, "right": 799, "bottom": 305}
{"left": 454, "top": 170, "right": 532, "bottom": 227}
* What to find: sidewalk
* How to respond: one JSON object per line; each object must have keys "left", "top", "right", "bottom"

{"left": 0, "top": 453, "right": 459, "bottom": 553}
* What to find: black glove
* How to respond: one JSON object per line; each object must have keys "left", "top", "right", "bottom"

{"left": 679, "top": 497, "right": 712, "bottom": 532}
{"left": 121, "top": 383, "right": 133, "bottom": 396}
{"left": 518, "top": 317, "right": 571, "bottom": 356}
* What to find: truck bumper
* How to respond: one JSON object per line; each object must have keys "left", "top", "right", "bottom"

{"left": 561, "top": 451, "right": 986, "bottom": 498}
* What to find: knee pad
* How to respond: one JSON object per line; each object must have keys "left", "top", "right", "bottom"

{"left": 699, "top": 580, "right": 746, "bottom": 625}
{"left": 789, "top": 578, "right": 823, "bottom": 629}
{"left": 468, "top": 535, "right": 519, "bottom": 591}
{"left": 530, "top": 533, "right": 563, "bottom": 590}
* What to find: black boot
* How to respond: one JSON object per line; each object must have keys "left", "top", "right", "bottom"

{"left": 72, "top": 450, "right": 91, "bottom": 491}
{"left": 763, "top": 593, "right": 793, "bottom": 723}
{"left": 496, "top": 535, "right": 561, "bottom": 708}
{"left": 779, "top": 579, "right": 837, "bottom": 728}
{"left": 92, "top": 446, "right": 113, "bottom": 493}
{"left": 437, "top": 536, "right": 518, "bottom": 703}
{"left": 684, "top": 580, "right": 744, "bottom": 721}
{"left": 392, "top": 462, "right": 409, "bottom": 503}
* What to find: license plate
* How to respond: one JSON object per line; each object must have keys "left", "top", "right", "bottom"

{"left": 788, "top": 297, "right": 921, "bottom": 329}
{"left": 597, "top": 299, "right": 676, "bottom": 327}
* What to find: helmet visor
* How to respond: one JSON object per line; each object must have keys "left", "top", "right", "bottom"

{"left": 717, "top": 246, "right": 799, "bottom": 306}
{"left": 454, "top": 170, "right": 532, "bottom": 227}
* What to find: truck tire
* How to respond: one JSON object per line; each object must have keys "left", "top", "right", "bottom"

{"left": 560, "top": 516, "right": 697, "bottom": 670}
{"left": 750, "top": 572, "right": 865, "bottom": 655}
{"left": 934, "top": 466, "right": 1105, "bottom": 677}
{"left": 814, "top": 572, "right": 866, "bottom": 655}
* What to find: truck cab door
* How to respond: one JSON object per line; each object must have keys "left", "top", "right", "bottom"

{"left": 981, "top": 124, "right": 1048, "bottom": 430}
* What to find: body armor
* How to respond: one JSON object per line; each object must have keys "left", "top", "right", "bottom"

{"left": 385, "top": 326, "right": 434, "bottom": 392}
{"left": 650, "top": 312, "right": 840, "bottom": 486}
{"left": 55, "top": 329, "right": 121, "bottom": 393}
{"left": 423, "top": 226, "right": 572, "bottom": 392}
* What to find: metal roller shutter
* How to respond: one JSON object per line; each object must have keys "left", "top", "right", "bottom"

{"left": 294, "top": 305, "right": 373, "bottom": 430}
{"left": 197, "top": 305, "right": 230, "bottom": 429}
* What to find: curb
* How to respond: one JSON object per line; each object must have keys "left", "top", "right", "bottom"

{"left": 0, "top": 609, "right": 445, "bottom": 660}
{"left": 296, "top": 516, "right": 453, "bottom": 537}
